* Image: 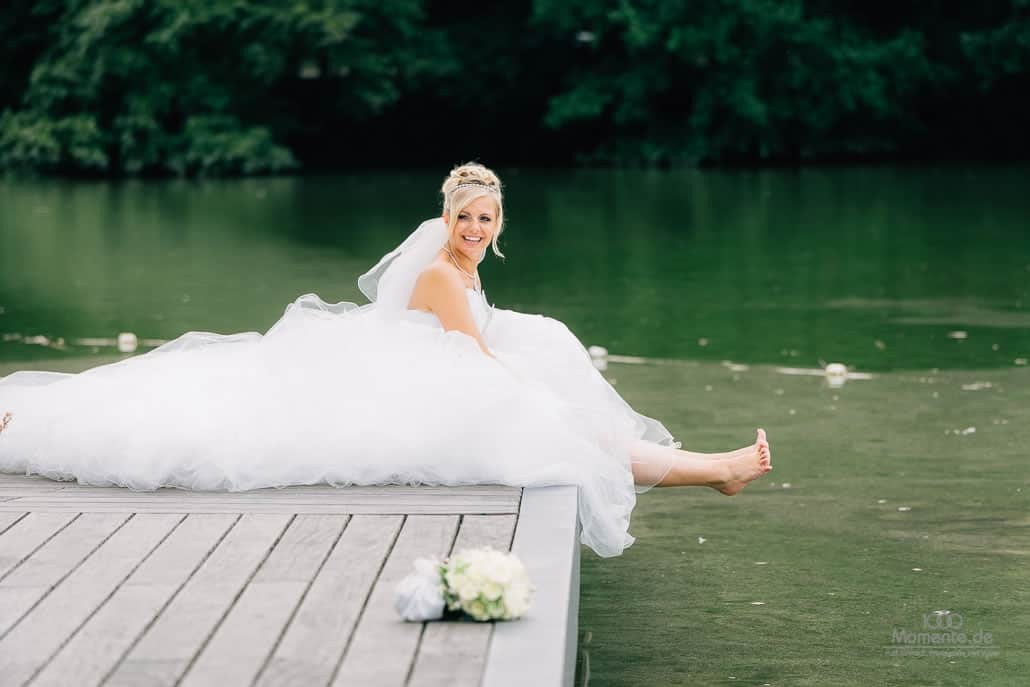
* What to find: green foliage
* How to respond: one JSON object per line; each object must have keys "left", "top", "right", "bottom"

{"left": 1, "top": 0, "right": 1028, "bottom": 173}
{"left": 532, "top": 0, "right": 940, "bottom": 164}
{"left": 961, "top": 0, "right": 1030, "bottom": 87}
{"left": 0, "top": 0, "right": 423, "bottom": 176}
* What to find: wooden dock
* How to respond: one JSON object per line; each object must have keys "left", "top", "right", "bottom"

{"left": 0, "top": 473, "right": 580, "bottom": 687}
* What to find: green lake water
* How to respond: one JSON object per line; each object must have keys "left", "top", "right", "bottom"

{"left": 1, "top": 167, "right": 1028, "bottom": 685}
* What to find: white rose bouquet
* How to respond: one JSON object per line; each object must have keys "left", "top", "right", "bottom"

{"left": 394, "top": 546, "right": 533, "bottom": 622}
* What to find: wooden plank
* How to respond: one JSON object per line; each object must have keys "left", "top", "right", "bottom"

{"left": 482, "top": 486, "right": 581, "bottom": 687}
{"left": 0, "top": 512, "right": 24, "bottom": 535}
{"left": 408, "top": 514, "right": 519, "bottom": 687}
{"left": 0, "top": 513, "right": 127, "bottom": 638}
{"left": 450, "top": 514, "right": 518, "bottom": 551}
{"left": 0, "top": 513, "right": 181, "bottom": 686}
{"left": 0, "top": 501, "right": 519, "bottom": 514}
{"left": 255, "top": 515, "right": 403, "bottom": 687}
{"left": 3, "top": 489, "right": 520, "bottom": 501}
{"left": 179, "top": 515, "right": 349, "bottom": 687}
{"left": 29, "top": 514, "right": 237, "bottom": 687}
{"left": 104, "top": 514, "right": 292, "bottom": 687}
{"left": 332, "top": 515, "right": 460, "bottom": 687}
{"left": 0, "top": 491, "right": 521, "bottom": 503}
{"left": 0, "top": 512, "right": 75, "bottom": 581}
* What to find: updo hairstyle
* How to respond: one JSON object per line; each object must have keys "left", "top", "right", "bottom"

{"left": 441, "top": 163, "right": 505, "bottom": 259}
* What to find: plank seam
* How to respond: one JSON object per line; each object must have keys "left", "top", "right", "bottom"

{"left": 479, "top": 500, "right": 527, "bottom": 687}
{"left": 0, "top": 511, "right": 27, "bottom": 537}
{"left": 175, "top": 513, "right": 297, "bottom": 686}
{"left": 403, "top": 514, "right": 466, "bottom": 687}
{"left": 0, "top": 512, "right": 80, "bottom": 585}
{"left": 508, "top": 489, "right": 523, "bottom": 551}
{"left": 250, "top": 514, "right": 353, "bottom": 686}
{"left": 327, "top": 513, "right": 407, "bottom": 686}
{"left": 98, "top": 513, "right": 244, "bottom": 686}
{"left": 479, "top": 496, "right": 523, "bottom": 687}
{"left": 24, "top": 513, "right": 188, "bottom": 686}
{"left": 0, "top": 512, "right": 131, "bottom": 643}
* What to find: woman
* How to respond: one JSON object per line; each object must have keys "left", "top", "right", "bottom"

{"left": 0, "top": 163, "right": 770, "bottom": 558}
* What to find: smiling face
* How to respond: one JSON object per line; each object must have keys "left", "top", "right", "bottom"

{"left": 445, "top": 194, "right": 498, "bottom": 266}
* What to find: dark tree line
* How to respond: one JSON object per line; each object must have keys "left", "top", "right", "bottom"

{"left": 1, "top": 0, "right": 1027, "bottom": 176}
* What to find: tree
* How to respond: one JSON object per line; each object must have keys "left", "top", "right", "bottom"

{"left": 0, "top": 0, "right": 425, "bottom": 176}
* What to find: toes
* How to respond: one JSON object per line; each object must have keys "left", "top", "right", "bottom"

{"left": 757, "top": 428, "right": 766, "bottom": 443}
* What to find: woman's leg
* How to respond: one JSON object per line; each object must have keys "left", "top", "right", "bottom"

{"left": 631, "top": 429, "right": 771, "bottom": 494}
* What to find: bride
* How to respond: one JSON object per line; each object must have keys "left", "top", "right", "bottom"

{"left": 0, "top": 162, "right": 771, "bottom": 558}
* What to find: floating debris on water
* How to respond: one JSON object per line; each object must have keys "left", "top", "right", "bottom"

{"left": 697, "top": 337, "right": 709, "bottom": 347}
{"left": 877, "top": 499, "right": 887, "bottom": 504}
{"left": 776, "top": 366, "right": 874, "bottom": 385}
{"left": 720, "top": 360, "right": 750, "bottom": 372}
{"left": 946, "top": 330, "right": 968, "bottom": 340}
{"left": 946, "top": 426, "right": 977, "bottom": 436}
{"left": 961, "top": 381, "right": 993, "bottom": 391}
{"left": 750, "top": 601, "right": 766, "bottom": 605}
{"left": 781, "top": 482, "right": 792, "bottom": 489}
{"left": 897, "top": 506, "right": 912, "bottom": 512}
{"left": 606, "top": 354, "right": 649, "bottom": 365}
{"left": 774, "top": 388, "right": 785, "bottom": 395}
{"left": 912, "top": 568, "right": 923, "bottom": 572}
{"left": 874, "top": 340, "right": 887, "bottom": 350}
{"left": 992, "top": 343, "right": 1000, "bottom": 351}
{"left": 117, "top": 332, "right": 139, "bottom": 353}
{"left": 21, "top": 335, "right": 67, "bottom": 350}
{"left": 697, "top": 536, "right": 706, "bottom": 544}
{"left": 754, "top": 561, "right": 768, "bottom": 565}
{"left": 1015, "top": 358, "right": 1028, "bottom": 366}
{"left": 824, "top": 362, "right": 848, "bottom": 388}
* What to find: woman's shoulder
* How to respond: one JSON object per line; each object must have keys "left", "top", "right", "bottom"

{"left": 409, "top": 258, "right": 466, "bottom": 310}
{"left": 415, "top": 259, "right": 465, "bottom": 291}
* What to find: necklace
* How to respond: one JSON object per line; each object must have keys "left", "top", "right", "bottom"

{"left": 444, "top": 244, "right": 481, "bottom": 292}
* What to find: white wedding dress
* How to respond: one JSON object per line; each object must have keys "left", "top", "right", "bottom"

{"left": 0, "top": 218, "right": 677, "bottom": 557}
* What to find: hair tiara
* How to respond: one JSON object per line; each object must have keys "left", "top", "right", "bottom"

{"left": 453, "top": 181, "right": 499, "bottom": 194}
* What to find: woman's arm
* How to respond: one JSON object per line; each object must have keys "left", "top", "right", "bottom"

{"left": 411, "top": 264, "right": 494, "bottom": 357}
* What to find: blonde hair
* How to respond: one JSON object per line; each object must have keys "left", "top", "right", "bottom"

{"left": 441, "top": 162, "right": 505, "bottom": 259}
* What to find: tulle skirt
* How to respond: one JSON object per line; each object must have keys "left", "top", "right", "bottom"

{"left": 0, "top": 295, "right": 676, "bottom": 557}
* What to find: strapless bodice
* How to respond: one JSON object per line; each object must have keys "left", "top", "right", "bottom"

{"left": 403, "top": 288, "right": 492, "bottom": 331}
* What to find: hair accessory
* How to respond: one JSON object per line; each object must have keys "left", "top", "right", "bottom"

{"left": 453, "top": 182, "right": 499, "bottom": 194}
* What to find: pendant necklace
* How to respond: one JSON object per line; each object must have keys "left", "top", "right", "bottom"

{"left": 444, "top": 244, "right": 481, "bottom": 293}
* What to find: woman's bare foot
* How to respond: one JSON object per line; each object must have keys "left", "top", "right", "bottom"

{"left": 712, "top": 429, "right": 771, "bottom": 495}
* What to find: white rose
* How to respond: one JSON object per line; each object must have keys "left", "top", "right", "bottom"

{"left": 466, "top": 599, "right": 489, "bottom": 621}
{"left": 457, "top": 580, "right": 479, "bottom": 602}
{"left": 481, "top": 581, "right": 503, "bottom": 601}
